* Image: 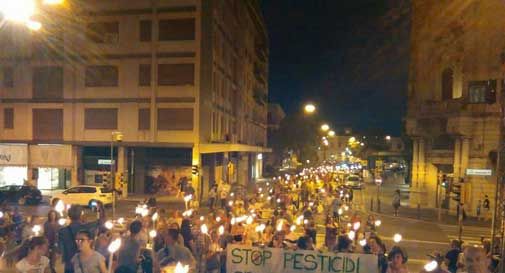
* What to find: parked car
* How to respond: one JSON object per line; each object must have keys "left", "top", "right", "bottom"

{"left": 344, "top": 175, "right": 363, "bottom": 189}
{"left": 0, "top": 185, "right": 43, "bottom": 205}
{"left": 51, "top": 185, "right": 113, "bottom": 207}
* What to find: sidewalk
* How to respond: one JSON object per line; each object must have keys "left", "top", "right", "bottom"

{"left": 363, "top": 200, "right": 492, "bottom": 228}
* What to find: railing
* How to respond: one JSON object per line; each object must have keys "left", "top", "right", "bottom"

{"left": 409, "top": 99, "right": 500, "bottom": 116}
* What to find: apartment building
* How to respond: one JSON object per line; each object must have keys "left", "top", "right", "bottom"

{"left": 0, "top": 0, "right": 269, "bottom": 199}
{"left": 406, "top": 0, "right": 505, "bottom": 214}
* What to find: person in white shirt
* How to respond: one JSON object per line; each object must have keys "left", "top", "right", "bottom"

{"left": 15, "top": 236, "right": 50, "bottom": 273}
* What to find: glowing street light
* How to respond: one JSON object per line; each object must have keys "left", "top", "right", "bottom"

{"left": 321, "top": 124, "right": 330, "bottom": 132}
{"left": 328, "top": 130, "right": 335, "bottom": 137}
{"left": 0, "top": 0, "right": 36, "bottom": 22}
{"left": 385, "top": 135, "right": 391, "bottom": 141}
{"left": 304, "top": 103, "right": 316, "bottom": 114}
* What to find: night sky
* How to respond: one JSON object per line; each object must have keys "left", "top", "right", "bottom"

{"left": 261, "top": 0, "right": 411, "bottom": 135}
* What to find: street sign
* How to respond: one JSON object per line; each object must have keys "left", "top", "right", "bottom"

{"left": 466, "top": 168, "right": 492, "bottom": 176}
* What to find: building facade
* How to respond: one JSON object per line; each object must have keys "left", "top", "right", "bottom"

{"left": 0, "top": 0, "right": 269, "bottom": 199}
{"left": 406, "top": 0, "right": 505, "bottom": 213}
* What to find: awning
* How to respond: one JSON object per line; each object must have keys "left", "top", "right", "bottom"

{"left": 199, "top": 143, "right": 271, "bottom": 154}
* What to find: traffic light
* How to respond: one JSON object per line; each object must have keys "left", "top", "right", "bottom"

{"left": 192, "top": 165, "right": 199, "bottom": 176}
{"left": 102, "top": 173, "right": 110, "bottom": 184}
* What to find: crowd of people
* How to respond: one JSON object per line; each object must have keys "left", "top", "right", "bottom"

{"left": 0, "top": 167, "right": 500, "bottom": 273}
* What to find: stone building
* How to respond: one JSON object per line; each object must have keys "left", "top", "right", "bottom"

{"left": 406, "top": 0, "right": 505, "bottom": 214}
{"left": 0, "top": 0, "right": 269, "bottom": 199}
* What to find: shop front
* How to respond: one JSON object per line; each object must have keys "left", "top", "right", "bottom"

{"left": 0, "top": 144, "right": 72, "bottom": 190}
{"left": 29, "top": 144, "right": 73, "bottom": 190}
{"left": 0, "top": 144, "right": 28, "bottom": 186}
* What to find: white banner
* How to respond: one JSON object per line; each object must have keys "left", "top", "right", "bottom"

{"left": 227, "top": 244, "right": 378, "bottom": 273}
{"left": 0, "top": 144, "right": 28, "bottom": 166}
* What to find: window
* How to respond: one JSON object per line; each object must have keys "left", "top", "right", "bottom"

{"left": 81, "top": 187, "right": 97, "bottom": 193}
{"left": 139, "top": 20, "right": 152, "bottom": 42}
{"left": 138, "top": 108, "right": 150, "bottom": 130}
{"left": 32, "top": 66, "right": 63, "bottom": 99}
{"left": 85, "top": 108, "right": 118, "bottom": 129}
{"left": 158, "top": 19, "right": 195, "bottom": 41}
{"left": 3, "top": 67, "right": 13, "bottom": 88}
{"left": 441, "top": 68, "right": 453, "bottom": 100}
{"left": 158, "top": 64, "right": 194, "bottom": 85}
{"left": 157, "top": 108, "right": 193, "bottom": 130}
{"left": 66, "top": 187, "right": 82, "bottom": 194}
{"left": 139, "top": 64, "right": 151, "bottom": 86}
{"left": 468, "top": 80, "right": 496, "bottom": 104}
{"left": 87, "top": 22, "right": 119, "bottom": 43}
{"left": 85, "top": 65, "right": 118, "bottom": 87}
{"left": 32, "top": 109, "right": 63, "bottom": 141}
{"left": 4, "top": 108, "right": 13, "bottom": 129}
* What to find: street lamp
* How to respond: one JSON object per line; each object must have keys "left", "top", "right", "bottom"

{"left": 328, "top": 130, "right": 335, "bottom": 137}
{"left": 304, "top": 103, "right": 316, "bottom": 114}
{"left": 321, "top": 124, "right": 330, "bottom": 132}
{"left": 0, "top": 0, "right": 36, "bottom": 22}
{"left": 0, "top": 0, "right": 64, "bottom": 31}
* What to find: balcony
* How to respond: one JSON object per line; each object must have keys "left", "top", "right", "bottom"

{"left": 408, "top": 98, "right": 500, "bottom": 118}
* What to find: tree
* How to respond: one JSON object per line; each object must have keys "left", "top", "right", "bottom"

{"left": 270, "top": 114, "right": 321, "bottom": 164}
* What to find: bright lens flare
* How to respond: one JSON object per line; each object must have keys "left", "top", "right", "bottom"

{"left": 32, "top": 225, "right": 41, "bottom": 235}
{"left": 0, "top": 0, "right": 36, "bottom": 22}
{"left": 353, "top": 222, "right": 361, "bottom": 231}
{"left": 424, "top": 261, "right": 438, "bottom": 272}
{"left": 149, "top": 230, "right": 157, "bottom": 238}
{"left": 108, "top": 238, "right": 121, "bottom": 253}
{"left": 43, "top": 0, "right": 64, "bottom": 4}
{"left": 393, "top": 233, "right": 402, "bottom": 243}
{"left": 276, "top": 220, "right": 283, "bottom": 232}
{"left": 175, "top": 262, "right": 189, "bottom": 273}
{"left": 348, "top": 230, "right": 356, "bottom": 240}
{"left": 201, "top": 224, "right": 208, "bottom": 234}
{"left": 104, "top": 220, "right": 114, "bottom": 230}
{"left": 26, "top": 20, "right": 41, "bottom": 31}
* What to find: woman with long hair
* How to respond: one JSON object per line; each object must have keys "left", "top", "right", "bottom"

{"left": 44, "top": 210, "right": 59, "bottom": 273}
{"left": 15, "top": 236, "right": 50, "bottom": 273}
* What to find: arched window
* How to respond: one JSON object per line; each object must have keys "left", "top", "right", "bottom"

{"left": 441, "top": 68, "right": 453, "bottom": 100}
